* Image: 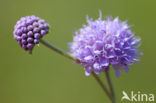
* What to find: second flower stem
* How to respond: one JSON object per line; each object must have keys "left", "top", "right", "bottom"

{"left": 40, "top": 39, "right": 113, "bottom": 103}
{"left": 105, "top": 71, "right": 117, "bottom": 103}
{"left": 40, "top": 39, "right": 80, "bottom": 63}
{"left": 92, "top": 72, "right": 113, "bottom": 103}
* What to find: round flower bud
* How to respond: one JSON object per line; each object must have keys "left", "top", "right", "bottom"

{"left": 70, "top": 12, "right": 141, "bottom": 77}
{"left": 13, "top": 15, "right": 50, "bottom": 51}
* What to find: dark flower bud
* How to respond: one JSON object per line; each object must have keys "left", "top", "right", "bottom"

{"left": 13, "top": 15, "right": 50, "bottom": 51}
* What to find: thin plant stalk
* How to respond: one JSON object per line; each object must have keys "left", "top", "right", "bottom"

{"left": 40, "top": 39, "right": 113, "bottom": 103}
{"left": 92, "top": 72, "right": 113, "bottom": 103}
{"left": 40, "top": 39, "right": 80, "bottom": 63}
{"left": 105, "top": 70, "right": 117, "bottom": 103}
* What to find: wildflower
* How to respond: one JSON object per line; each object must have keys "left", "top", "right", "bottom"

{"left": 70, "top": 13, "right": 141, "bottom": 77}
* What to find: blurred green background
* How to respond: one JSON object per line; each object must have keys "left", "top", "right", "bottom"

{"left": 0, "top": 0, "right": 156, "bottom": 103}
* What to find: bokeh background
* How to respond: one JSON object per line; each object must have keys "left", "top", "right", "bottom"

{"left": 0, "top": 0, "right": 156, "bottom": 103}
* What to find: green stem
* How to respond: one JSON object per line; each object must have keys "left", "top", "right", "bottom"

{"left": 40, "top": 39, "right": 113, "bottom": 103}
{"left": 40, "top": 39, "right": 80, "bottom": 63}
{"left": 105, "top": 71, "right": 117, "bottom": 103}
{"left": 92, "top": 72, "right": 113, "bottom": 103}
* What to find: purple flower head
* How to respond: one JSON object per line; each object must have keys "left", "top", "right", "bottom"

{"left": 13, "top": 15, "right": 50, "bottom": 51}
{"left": 70, "top": 12, "right": 141, "bottom": 77}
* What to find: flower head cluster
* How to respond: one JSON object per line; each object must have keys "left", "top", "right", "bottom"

{"left": 13, "top": 15, "right": 49, "bottom": 51}
{"left": 70, "top": 13, "right": 141, "bottom": 77}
